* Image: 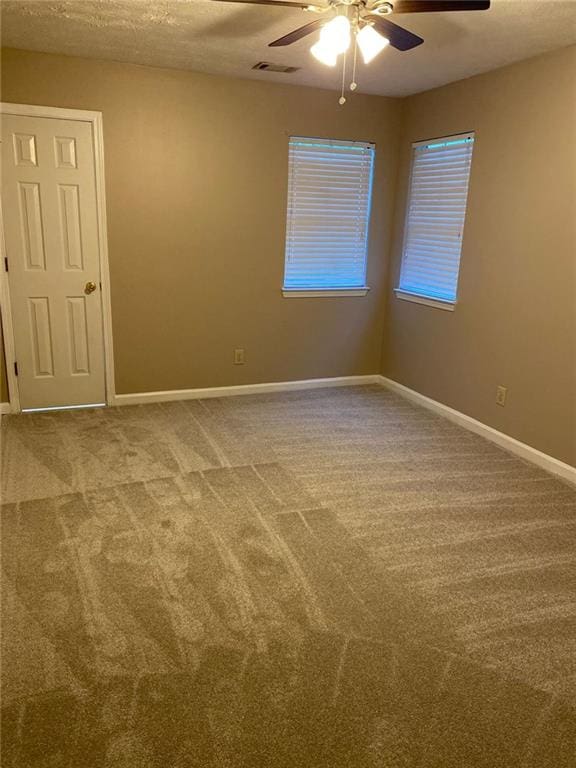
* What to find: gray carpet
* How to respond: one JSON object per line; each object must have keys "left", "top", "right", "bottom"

{"left": 1, "top": 385, "right": 575, "bottom": 767}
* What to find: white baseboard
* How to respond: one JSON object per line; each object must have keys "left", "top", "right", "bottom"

{"left": 377, "top": 376, "right": 576, "bottom": 486}
{"left": 0, "top": 402, "right": 11, "bottom": 415}
{"left": 112, "top": 374, "right": 381, "bottom": 407}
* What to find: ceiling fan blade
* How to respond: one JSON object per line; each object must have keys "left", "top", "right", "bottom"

{"left": 370, "top": 18, "right": 424, "bottom": 51}
{"left": 392, "top": 1, "right": 490, "bottom": 12}
{"left": 269, "top": 18, "right": 326, "bottom": 46}
{"left": 211, "top": 0, "right": 326, "bottom": 9}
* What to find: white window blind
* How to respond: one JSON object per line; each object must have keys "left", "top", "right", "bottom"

{"left": 283, "top": 137, "right": 375, "bottom": 291}
{"left": 398, "top": 132, "right": 475, "bottom": 304}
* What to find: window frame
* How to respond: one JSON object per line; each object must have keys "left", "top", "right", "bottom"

{"left": 282, "top": 136, "right": 375, "bottom": 298}
{"left": 395, "top": 131, "right": 475, "bottom": 310}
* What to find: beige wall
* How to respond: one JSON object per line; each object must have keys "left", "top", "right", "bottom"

{"left": 383, "top": 46, "right": 576, "bottom": 466}
{"left": 0, "top": 48, "right": 401, "bottom": 396}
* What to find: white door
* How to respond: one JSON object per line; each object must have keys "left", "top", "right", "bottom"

{"left": 1, "top": 113, "right": 106, "bottom": 409}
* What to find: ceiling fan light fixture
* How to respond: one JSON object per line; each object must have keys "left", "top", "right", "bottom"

{"left": 311, "top": 40, "right": 338, "bottom": 66}
{"left": 356, "top": 24, "right": 389, "bottom": 64}
{"left": 319, "top": 15, "right": 351, "bottom": 55}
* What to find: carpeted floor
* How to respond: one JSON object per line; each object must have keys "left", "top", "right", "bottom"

{"left": 1, "top": 385, "right": 575, "bottom": 767}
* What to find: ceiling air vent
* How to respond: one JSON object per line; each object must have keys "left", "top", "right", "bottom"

{"left": 252, "top": 62, "right": 300, "bottom": 73}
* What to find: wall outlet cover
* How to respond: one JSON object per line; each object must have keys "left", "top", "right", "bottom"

{"left": 496, "top": 385, "right": 507, "bottom": 407}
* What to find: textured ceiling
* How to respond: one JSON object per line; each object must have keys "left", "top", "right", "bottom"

{"left": 1, "top": 0, "right": 575, "bottom": 97}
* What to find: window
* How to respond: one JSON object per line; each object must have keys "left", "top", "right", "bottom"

{"left": 396, "top": 132, "right": 475, "bottom": 309}
{"left": 282, "top": 136, "right": 375, "bottom": 297}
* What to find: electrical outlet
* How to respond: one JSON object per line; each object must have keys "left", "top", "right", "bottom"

{"left": 233, "top": 348, "right": 245, "bottom": 365}
{"left": 496, "top": 385, "right": 507, "bottom": 407}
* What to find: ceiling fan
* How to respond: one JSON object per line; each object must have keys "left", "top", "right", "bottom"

{"left": 212, "top": 0, "right": 491, "bottom": 102}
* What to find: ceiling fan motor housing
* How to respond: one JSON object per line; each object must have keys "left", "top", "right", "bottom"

{"left": 327, "top": 0, "right": 393, "bottom": 10}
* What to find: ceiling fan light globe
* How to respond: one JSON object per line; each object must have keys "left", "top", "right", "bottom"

{"left": 311, "top": 40, "right": 338, "bottom": 66}
{"left": 357, "top": 24, "right": 389, "bottom": 64}
{"left": 320, "top": 15, "right": 351, "bottom": 54}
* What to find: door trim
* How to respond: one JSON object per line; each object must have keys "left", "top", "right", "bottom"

{"left": 0, "top": 102, "right": 115, "bottom": 412}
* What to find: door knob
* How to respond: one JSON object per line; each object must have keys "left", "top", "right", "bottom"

{"left": 84, "top": 281, "right": 97, "bottom": 295}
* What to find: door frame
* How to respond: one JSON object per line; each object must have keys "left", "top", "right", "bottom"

{"left": 0, "top": 102, "right": 115, "bottom": 413}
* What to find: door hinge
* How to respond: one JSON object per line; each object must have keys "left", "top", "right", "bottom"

{"left": 4, "top": 257, "right": 7, "bottom": 272}
{"left": 14, "top": 362, "right": 18, "bottom": 376}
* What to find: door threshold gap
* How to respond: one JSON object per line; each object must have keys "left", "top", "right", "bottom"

{"left": 21, "top": 403, "right": 107, "bottom": 413}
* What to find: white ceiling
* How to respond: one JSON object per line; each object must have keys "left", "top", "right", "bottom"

{"left": 1, "top": 0, "right": 575, "bottom": 97}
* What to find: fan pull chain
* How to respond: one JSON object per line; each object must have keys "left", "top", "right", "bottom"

{"left": 350, "top": 7, "right": 359, "bottom": 92}
{"left": 350, "top": 32, "right": 358, "bottom": 92}
{"left": 339, "top": 49, "right": 347, "bottom": 105}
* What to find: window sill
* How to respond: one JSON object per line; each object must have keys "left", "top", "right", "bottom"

{"left": 282, "top": 287, "right": 370, "bottom": 298}
{"left": 394, "top": 289, "right": 455, "bottom": 311}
